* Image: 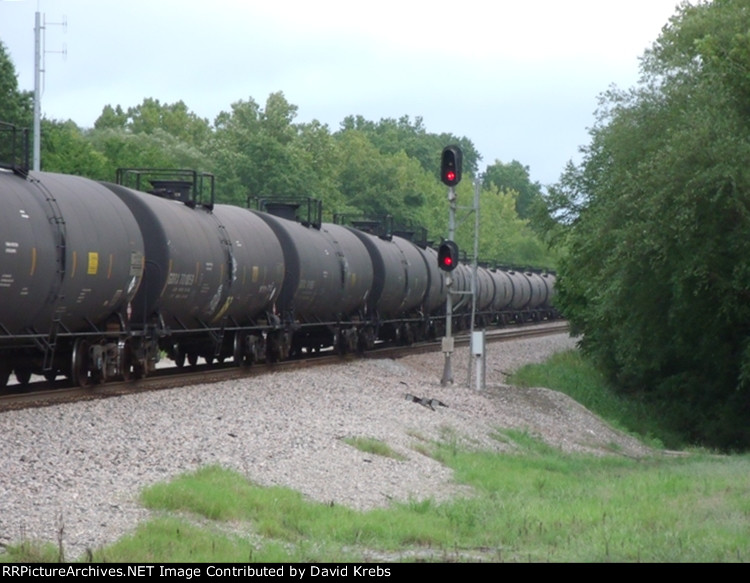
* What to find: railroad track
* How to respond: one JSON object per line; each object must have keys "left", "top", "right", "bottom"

{"left": 0, "top": 321, "right": 569, "bottom": 412}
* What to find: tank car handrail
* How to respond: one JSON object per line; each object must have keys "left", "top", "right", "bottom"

{"left": 0, "top": 122, "right": 30, "bottom": 176}
{"left": 115, "top": 168, "right": 215, "bottom": 210}
{"left": 255, "top": 196, "right": 323, "bottom": 229}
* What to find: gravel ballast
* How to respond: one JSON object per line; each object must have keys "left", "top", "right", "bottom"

{"left": 0, "top": 333, "right": 651, "bottom": 559}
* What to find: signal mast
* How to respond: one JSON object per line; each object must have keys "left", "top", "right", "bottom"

{"left": 439, "top": 145, "right": 462, "bottom": 385}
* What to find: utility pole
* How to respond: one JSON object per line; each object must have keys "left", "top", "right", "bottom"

{"left": 32, "top": 7, "right": 67, "bottom": 171}
{"left": 33, "top": 9, "right": 41, "bottom": 171}
{"left": 467, "top": 175, "right": 484, "bottom": 390}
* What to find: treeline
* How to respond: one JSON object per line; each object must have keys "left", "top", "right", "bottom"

{"left": 540, "top": 0, "right": 750, "bottom": 449}
{"left": 0, "top": 44, "right": 553, "bottom": 268}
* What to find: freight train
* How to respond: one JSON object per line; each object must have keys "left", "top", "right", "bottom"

{"left": 0, "top": 123, "right": 557, "bottom": 388}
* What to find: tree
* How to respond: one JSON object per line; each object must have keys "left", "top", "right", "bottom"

{"left": 339, "top": 114, "right": 482, "bottom": 179}
{"left": 551, "top": 0, "right": 750, "bottom": 449}
{"left": 295, "top": 119, "right": 347, "bottom": 219}
{"left": 483, "top": 159, "right": 543, "bottom": 220}
{"left": 40, "top": 119, "right": 109, "bottom": 178}
{"left": 335, "top": 129, "right": 427, "bottom": 224}
{"left": 93, "top": 98, "right": 212, "bottom": 147}
{"left": 88, "top": 127, "right": 208, "bottom": 180}
{"left": 0, "top": 41, "right": 32, "bottom": 129}
{"left": 447, "top": 182, "right": 555, "bottom": 267}
{"left": 87, "top": 99, "right": 214, "bottom": 181}
{"left": 93, "top": 104, "right": 128, "bottom": 131}
{"left": 211, "top": 92, "right": 313, "bottom": 205}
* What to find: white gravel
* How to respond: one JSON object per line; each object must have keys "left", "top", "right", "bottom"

{"left": 0, "top": 332, "right": 651, "bottom": 560}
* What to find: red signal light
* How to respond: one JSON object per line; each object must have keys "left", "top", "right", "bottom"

{"left": 440, "top": 146, "right": 462, "bottom": 187}
{"left": 438, "top": 240, "right": 459, "bottom": 272}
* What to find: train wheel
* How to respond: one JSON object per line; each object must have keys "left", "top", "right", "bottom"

{"left": 233, "top": 331, "right": 247, "bottom": 366}
{"left": 342, "top": 328, "right": 358, "bottom": 354}
{"left": 71, "top": 339, "right": 90, "bottom": 388}
{"left": 332, "top": 331, "right": 343, "bottom": 355}
{"left": 132, "top": 361, "right": 146, "bottom": 380}
{"left": 187, "top": 352, "right": 199, "bottom": 367}
{"left": 119, "top": 340, "right": 133, "bottom": 381}
{"left": 358, "top": 326, "right": 375, "bottom": 352}
{"left": 0, "top": 362, "right": 10, "bottom": 388}
{"left": 173, "top": 344, "right": 186, "bottom": 368}
{"left": 14, "top": 367, "right": 32, "bottom": 386}
{"left": 248, "top": 334, "right": 264, "bottom": 364}
{"left": 267, "top": 332, "right": 288, "bottom": 362}
{"left": 44, "top": 370, "right": 57, "bottom": 383}
{"left": 401, "top": 324, "right": 414, "bottom": 346}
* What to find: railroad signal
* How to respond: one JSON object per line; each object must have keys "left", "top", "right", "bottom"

{"left": 440, "top": 145, "right": 462, "bottom": 187}
{"left": 438, "top": 240, "right": 459, "bottom": 271}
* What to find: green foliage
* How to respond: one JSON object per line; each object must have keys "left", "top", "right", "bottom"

{"left": 484, "top": 159, "right": 544, "bottom": 220}
{"left": 94, "top": 98, "right": 212, "bottom": 147}
{"left": 211, "top": 92, "right": 321, "bottom": 205}
{"left": 0, "top": 541, "right": 61, "bottom": 563}
{"left": 88, "top": 127, "right": 209, "bottom": 179}
{"left": 77, "top": 451, "right": 750, "bottom": 563}
{"left": 454, "top": 183, "right": 556, "bottom": 266}
{"left": 137, "top": 465, "right": 451, "bottom": 555}
{"left": 91, "top": 516, "right": 255, "bottom": 563}
{"left": 510, "top": 349, "right": 688, "bottom": 449}
{"left": 339, "top": 114, "right": 481, "bottom": 178}
{"left": 549, "top": 0, "right": 750, "bottom": 449}
{"left": 334, "top": 129, "right": 442, "bottom": 227}
{"left": 341, "top": 436, "right": 407, "bottom": 461}
{"left": 0, "top": 41, "right": 32, "bottom": 129}
{"left": 40, "top": 120, "right": 110, "bottom": 178}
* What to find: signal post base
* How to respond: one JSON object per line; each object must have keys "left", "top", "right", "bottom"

{"left": 440, "top": 336, "right": 454, "bottom": 386}
{"left": 441, "top": 353, "right": 453, "bottom": 386}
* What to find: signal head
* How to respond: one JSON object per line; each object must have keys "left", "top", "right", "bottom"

{"left": 440, "top": 146, "right": 463, "bottom": 187}
{"left": 438, "top": 240, "right": 459, "bottom": 272}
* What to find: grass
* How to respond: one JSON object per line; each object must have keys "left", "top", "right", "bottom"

{"left": 6, "top": 446, "right": 749, "bottom": 563}
{"left": 341, "top": 436, "right": 407, "bottom": 461}
{"left": 508, "top": 349, "right": 684, "bottom": 449}
{"left": 5, "top": 350, "right": 749, "bottom": 563}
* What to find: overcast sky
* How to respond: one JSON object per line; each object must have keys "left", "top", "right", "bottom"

{"left": 1, "top": 0, "right": 684, "bottom": 185}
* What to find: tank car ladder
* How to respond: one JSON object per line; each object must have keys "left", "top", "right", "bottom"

{"left": 28, "top": 175, "right": 68, "bottom": 374}
{"left": 36, "top": 319, "right": 62, "bottom": 373}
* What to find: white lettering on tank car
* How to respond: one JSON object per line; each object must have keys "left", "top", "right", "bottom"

{"left": 76, "top": 288, "right": 92, "bottom": 304}
{"left": 167, "top": 273, "right": 196, "bottom": 286}
{"left": 18, "top": 210, "right": 29, "bottom": 219}
{"left": 5, "top": 242, "right": 19, "bottom": 254}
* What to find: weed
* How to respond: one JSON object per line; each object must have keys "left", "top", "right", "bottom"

{"left": 341, "top": 437, "right": 407, "bottom": 461}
